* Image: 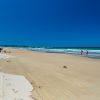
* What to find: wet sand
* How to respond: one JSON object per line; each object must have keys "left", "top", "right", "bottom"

{"left": 0, "top": 48, "right": 100, "bottom": 100}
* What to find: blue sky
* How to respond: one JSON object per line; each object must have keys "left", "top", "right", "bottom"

{"left": 0, "top": 0, "right": 100, "bottom": 47}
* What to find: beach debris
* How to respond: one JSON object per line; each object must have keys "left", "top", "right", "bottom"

{"left": 3, "top": 49, "right": 11, "bottom": 54}
{"left": 6, "top": 60, "right": 11, "bottom": 62}
{"left": 0, "top": 72, "right": 34, "bottom": 100}
{"left": 38, "top": 86, "right": 41, "bottom": 88}
{"left": 0, "top": 54, "right": 13, "bottom": 59}
{"left": 63, "top": 66, "right": 68, "bottom": 69}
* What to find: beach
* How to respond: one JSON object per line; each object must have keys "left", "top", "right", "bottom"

{"left": 0, "top": 48, "right": 100, "bottom": 100}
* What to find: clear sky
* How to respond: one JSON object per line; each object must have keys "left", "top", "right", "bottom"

{"left": 0, "top": 0, "right": 100, "bottom": 47}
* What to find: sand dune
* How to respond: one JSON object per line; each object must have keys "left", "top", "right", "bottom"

{"left": 0, "top": 48, "right": 100, "bottom": 100}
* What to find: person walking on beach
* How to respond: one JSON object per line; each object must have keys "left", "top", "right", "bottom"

{"left": 81, "top": 50, "right": 83, "bottom": 55}
{"left": 86, "top": 50, "right": 88, "bottom": 56}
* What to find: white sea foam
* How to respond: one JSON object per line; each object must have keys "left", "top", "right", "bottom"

{"left": 30, "top": 48, "right": 100, "bottom": 53}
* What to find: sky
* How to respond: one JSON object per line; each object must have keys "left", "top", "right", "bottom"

{"left": 0, "top": 0, "right": 100, "bottom": 47}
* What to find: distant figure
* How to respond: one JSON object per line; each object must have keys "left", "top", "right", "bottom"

{"left": 80, "top": 50, "right": 83, "bottom": 55}
{"left": 0, "top": 48, "right": 3, "bottom": 53}
{"left": 86, "top": 50, "right": 88, "bottom": 56}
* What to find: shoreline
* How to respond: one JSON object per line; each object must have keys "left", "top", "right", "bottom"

{"left": 3, "top": 46, "right": 100, "bottom": 60}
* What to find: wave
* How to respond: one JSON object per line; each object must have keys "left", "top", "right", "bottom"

{"left": 28, "top": 48, "right": 100, "bottom": 54}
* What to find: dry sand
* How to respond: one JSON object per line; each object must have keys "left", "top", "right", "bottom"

{"left": 0, "top": 48, "right": 100, "bottom": 100}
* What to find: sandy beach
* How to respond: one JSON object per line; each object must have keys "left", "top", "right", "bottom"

{"left": 0, "top": 48, "right": 100, "bottom": 100}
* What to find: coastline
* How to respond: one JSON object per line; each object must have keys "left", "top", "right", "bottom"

{"left": 0, "top": 48, "right": 100, "bottom": 100}
{"left": 1, "top": 46, "right": 100, "bottom": 59}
